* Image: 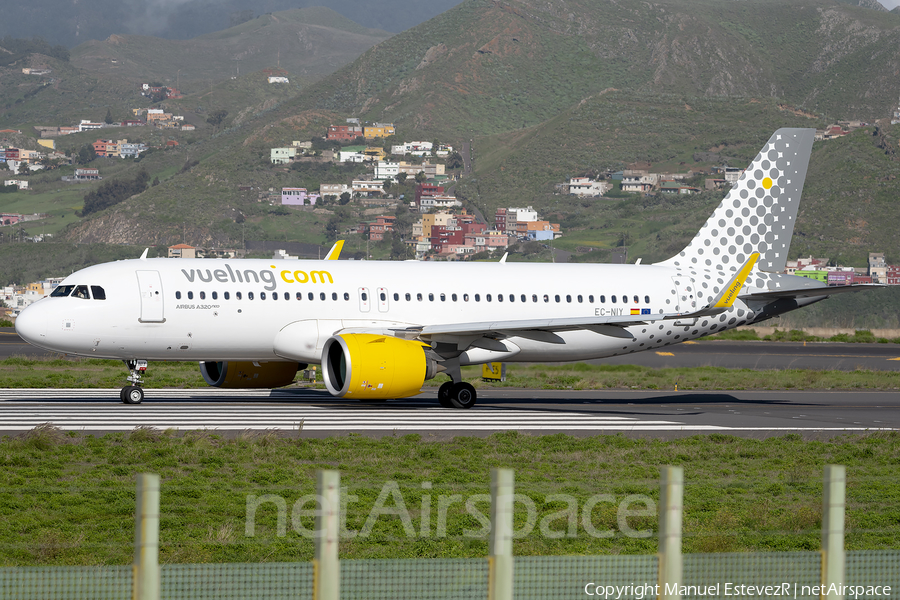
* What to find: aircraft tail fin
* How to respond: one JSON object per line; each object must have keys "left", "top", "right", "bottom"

{"left": 656, "top": 128, "right": 815, "bottom": 274}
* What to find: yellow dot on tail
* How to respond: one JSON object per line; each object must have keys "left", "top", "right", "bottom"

{"left": 762, "top": 177, "right": 773, "bottom": 189}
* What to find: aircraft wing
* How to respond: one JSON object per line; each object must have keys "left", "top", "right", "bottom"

{"left": 742, "top": 283, "right": 884, "bottom": 302}
{"left": 414, "top": 313, "right": 663, "bottom": 339}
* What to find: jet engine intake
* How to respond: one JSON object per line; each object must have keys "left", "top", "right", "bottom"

{"left": 322, "top": 334, "right": 438, "bottom": 400}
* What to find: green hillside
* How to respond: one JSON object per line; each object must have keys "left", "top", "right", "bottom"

{"left": 3, "top": 0, "right": 900, "bottom": 288}
{"left": 291, "top": 0, "right": 900, "bottom": 138}
{"left": 70, "top": 8, "right": 392, "bottom": 87}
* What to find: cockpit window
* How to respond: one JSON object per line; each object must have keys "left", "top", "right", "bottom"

{"left": 90, "top": 286, "right": 106, "bottom": 300}
{"left": 51, "top": 285, "right": 75, "bottom": 297}
{"left": 72, "top": 285, "right": 90, "bottom": 299}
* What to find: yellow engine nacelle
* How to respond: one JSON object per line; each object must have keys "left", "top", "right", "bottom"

{"left": 199, "top": 361, "right": 300, "bottom": 388}
{"left": 322, "top": 334, "right": 437, "bottom": 400}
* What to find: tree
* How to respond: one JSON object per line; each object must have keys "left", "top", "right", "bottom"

{"left": 76, "top": 144, "right": 96, "bottom": 165}
{"left": 414, "top": 171, "right": 427, "bottom": 183}
{"left": 104, "top": 108, "right": 113, "bottom": 124}
{"left": 446, "top": 151, "right": 463, "bottom": 170}
{"left": 339, "top": 192, "right": 351, "bottom": 206}
{"left": 396, "top": 172, "right": 408, "bottom": 185}
{"left": 206, "top": 109, "right": 228, "bottom": 128}
{"left": 382, "top": 179, "right": 392, "bottom": 194}
{"left": 325, "top": 215, "right": 341, "bottom": 241}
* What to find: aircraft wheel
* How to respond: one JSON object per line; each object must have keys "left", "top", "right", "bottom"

{"left": 122, "top": 386, "right": 144, "bottom": 405}
{"left": 438, "top": 382, "right": 454, "bottom": 407}
{"left": 449, "top": 382, "right": 476, "bottom": 409}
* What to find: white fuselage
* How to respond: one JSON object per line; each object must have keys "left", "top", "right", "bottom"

{"left": 14, "top": 257, "right": 756, "bottom": 364}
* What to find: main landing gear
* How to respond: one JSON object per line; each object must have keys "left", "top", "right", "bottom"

{"left": 438, "top": 381, "right": 477, "bottom": 409}
{"left": 120, "top": 359, "right": 148, "bottom": 405}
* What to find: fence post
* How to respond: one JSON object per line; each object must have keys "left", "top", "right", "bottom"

{"left": 489, "top": 468, "right": 514, "bottom": 600}
{"left": 314, "top": 470, "right": 340, "bottom": 600}
{"left": 658, "top": 466, "right": 683, "bottom": 600}
{"left": 821, "top": 465, "right": 846, "bottom": 600}
{"left": 133, "top": 473, "right": 160, "bottom": 600}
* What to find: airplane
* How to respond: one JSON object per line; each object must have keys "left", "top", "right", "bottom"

{"left": 13, "top": 128, "right": 876, "bottom": 408}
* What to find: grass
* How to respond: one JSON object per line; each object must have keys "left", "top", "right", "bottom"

{"left": 2, "top": 355, "right": 899, "bottom": 391}
{"left": 0, "top": 428, "right": 897, "bottom": 565}
{"left": 707, "top": 328, "right": 900, "bottom": 344}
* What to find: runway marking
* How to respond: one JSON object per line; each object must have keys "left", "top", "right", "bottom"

{"left": 0, "top": 390, "right": 893, "bottom": 433}
{"left": 655, "top": 352, "right": 675, "bottom": 356}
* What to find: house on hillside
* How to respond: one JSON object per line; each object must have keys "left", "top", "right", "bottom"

{"left": 568, "top": 177, "right": 611, "bottom": 197}
{"left": 168, "top": 244, "right": 196, "bottom": 259}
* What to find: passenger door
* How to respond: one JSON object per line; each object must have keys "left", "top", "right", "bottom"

{"left": 136, "top": 270, "right": 165, "bottom": 323}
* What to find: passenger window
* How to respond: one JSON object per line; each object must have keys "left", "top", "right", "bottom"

{"left": 521, "top": 294, "right": 526, "bottom": 302}
{"left": 577, "top": 295, "right": 583, "bottom": 303}
{"left": 486, "top": 294, "right": 492, "bottom": 302}
{"left": 509, "top": 294, "right": 514, "bottom": 302}
{"left": 200, "top": 291, "right": 206, "bottom": 300}
{"left": 308, "top": 292, "right": 314, "bottom": 300}
{"left": 331, "top": 292, "right": 337, "bottom": 301}
{"left": 429, "top": 293, "right": 434, "bottom": 301}
{"left": 272, "top": 293, "right": 278, "bottom": 301}
{"left": 543, "top": 294, "right": 549, "bottom": 302}
{"left": 474, "top": 294, "right": 480, "bottom": 302}
{"left": 248, "top": 292, "right": 254, "bottom": 300}
{"left": 380, "top": 292, "right": 386, "bottom": 301}
{"left": 405, "top": 293, "right": 411, "bottom": 301}
{"left": 452, "top": 293, "right": 457, "bottom": 302}
{"left": 644, "top": 295, "right": 650, "bottom": 304}
{"left": 589, "top": 295, "right": 594, "bottom": 303}
{"left": 532, "top": 294, "right": 538, "bottom": 303}
{"left": 51, "top": 285, "right": 75, "bottom": 297}
{"left": 224, "top": 292, "right": 230, "bottom": 300}
{"left": 633, "top": 295, "right": 639, "bottom": 304}
{"left": 497, "top": 294, "right": 503, "bottom": 302}
{"left": 188, "top": 291, "right": 194, "bottom": 300}
{"left": 555, "top": 295, "right": 560, "bottom": 303}
{"left": 176, "top": 291, "right": 182, "bottom": 300}
{"left": 236, "top": 292, "right": 242, "bottom": 300}
{"left": 284, "top": 292, "right": 289, "bottom": 300}
{"left": 600, "top": 295, "right": 605, "bottom": 303}
{"left": 463, "top": 294, "right": 469, "bottom": 302}
{"left": 212, "top": 291, "right": 217, "bottom": 300}
{"left": 566, "top": 295, "right": 572, "bottom": 303}
{"left": 439, "top": 293, "right": 445, "bottom": 301}
{"left": 91, "top": 286, "right": 106, "bottom": 300}
{"left": 320, "top": 292, "right": 326, "bottom": 301}
{"left": 611, "top": 295, "right": 616, "bottom": 303}
{"left": 260, "top": 292, "right": 266, "bottom": 300}
{"left": 361, "top": 292, "right": 367, "bottom": 301}
{"left": 417, "top": 293, "right": 423, "bottom": 301}
{"left": 393, "top": 293, "right": 399, "bottom": 301}
{"left": 296, "top": 292, "right": 303, "bottom": 300}
{"left": 345, "top": 293, "right": 350, "bottom": 301}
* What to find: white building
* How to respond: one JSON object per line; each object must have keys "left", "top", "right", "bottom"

{"left": 568, "top": 177, "right": 611, "bottom": 197}
{"left": 268, "top": 76, "right": 289, "bottom": 84}
{"left": 374, "top": 161, "right": 400, "bottom": 180}
{"left": 271, "top": 147, "right": 297, "bottom": 164}
{"left": 3, "top": 179, "right": 28, "bottom": 190}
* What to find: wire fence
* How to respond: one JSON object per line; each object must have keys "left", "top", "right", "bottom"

{"left": 0, "top": 551, "right": 898, "bottom": 600}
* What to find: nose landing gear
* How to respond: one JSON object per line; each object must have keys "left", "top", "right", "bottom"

{"left": 121, "top": 360, "right": 148, "bottom": 404}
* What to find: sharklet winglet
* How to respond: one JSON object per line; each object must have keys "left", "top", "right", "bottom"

{"left": 324, "top": 240, "right": 344, "bottom": 260}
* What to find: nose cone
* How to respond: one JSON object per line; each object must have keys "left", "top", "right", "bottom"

{"left": 15, "top": 302, "right": 48, "bottom": 347}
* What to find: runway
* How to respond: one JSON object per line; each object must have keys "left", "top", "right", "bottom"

{"left": 0, "top": 387, "right": 895, "bottom": 437}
